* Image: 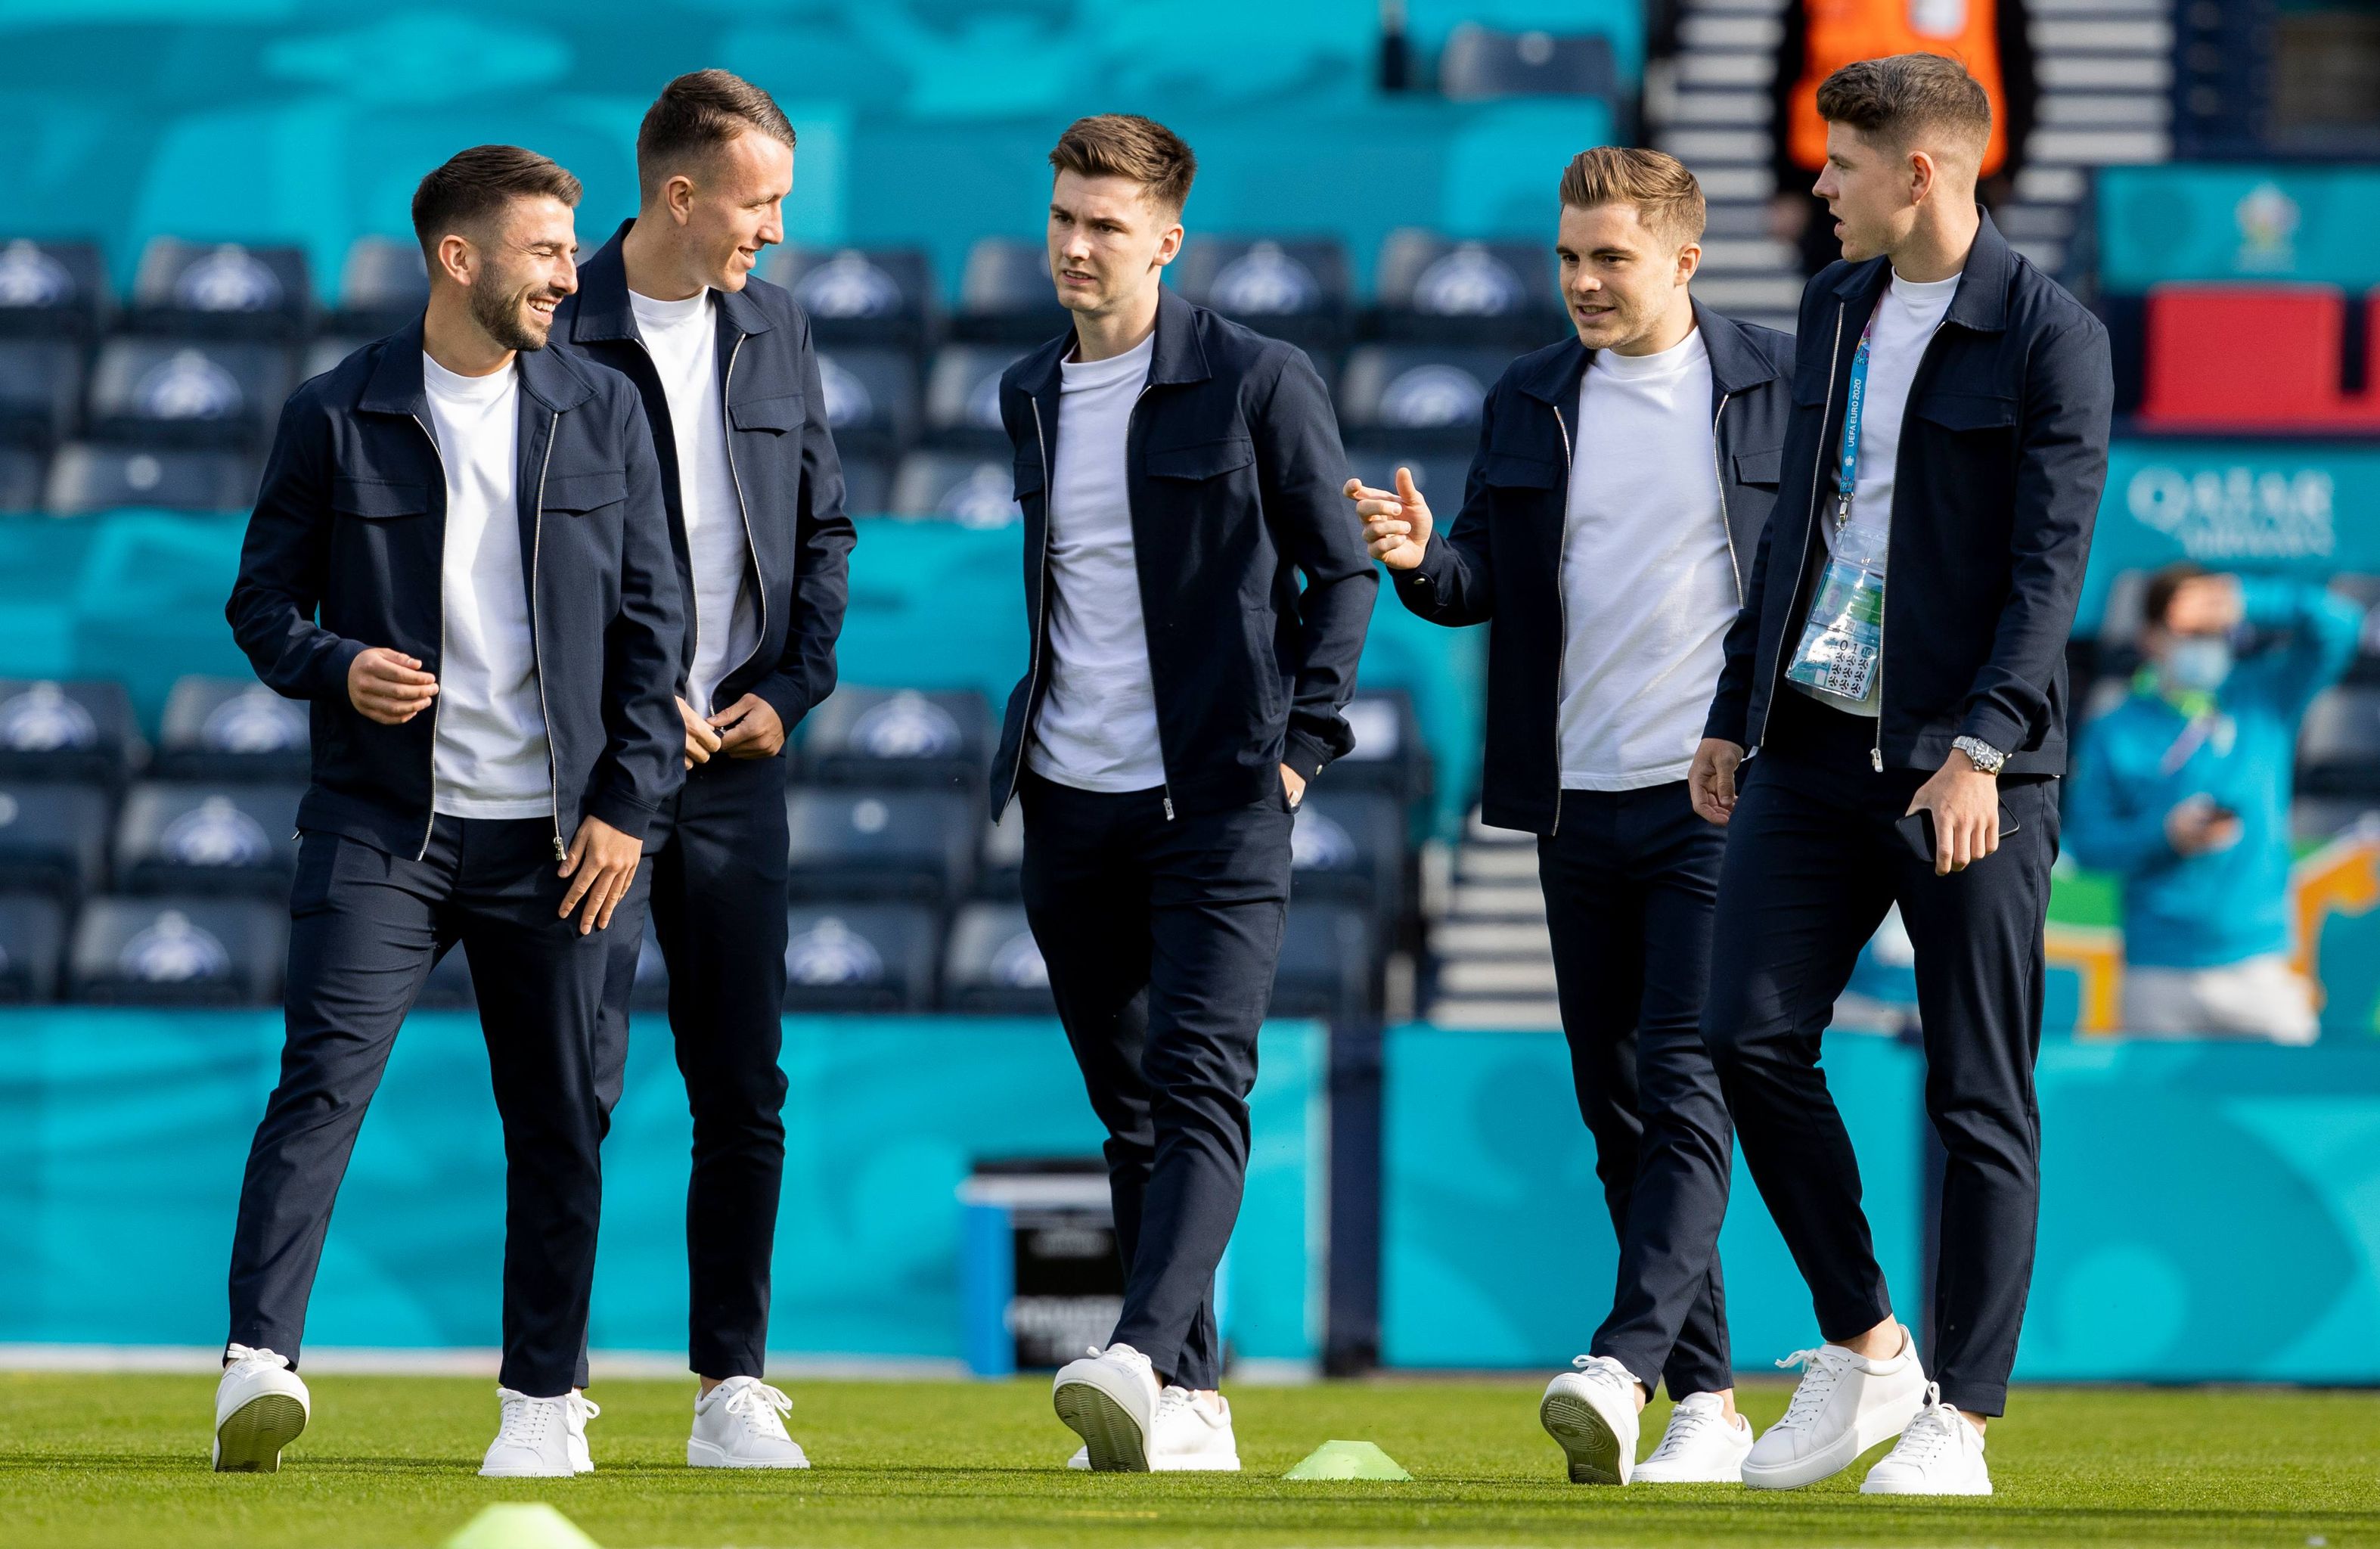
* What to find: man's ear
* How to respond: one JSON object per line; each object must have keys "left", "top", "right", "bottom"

{"left": 1908, "top": 147, "right": 1940, "bottom": 206}
{"left": 1154, "top": 221, "right": 1185, "bottom": 268}
{"left": 434, "top": 233, "right": 474, "bottom": 287}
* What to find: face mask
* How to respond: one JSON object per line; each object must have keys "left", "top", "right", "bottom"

{"left": 2164, "top": 636, "right": 2233, "bottom": 695}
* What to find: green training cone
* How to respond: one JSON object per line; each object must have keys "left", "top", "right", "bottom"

{"left": 443, "top": 1503, "right": 604, "bottom": 1549}
{"left": 1282, "top": 1439, "right": 1413, "bottom": 1480}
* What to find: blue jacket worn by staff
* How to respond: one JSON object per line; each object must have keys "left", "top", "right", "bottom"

{"left": 989, "top": 287, "right": 1378, "bottom": 816}
{"left": 2065, "top": 577, "right": 2363, "bottom": 969}
{"left": 1703, "top": 210, "right": 2114, "bottom": 772}
{"left": 553, "top": 222, "right": 855, "bottom": 731}
{"left": 225, "top": 321, "right": 687, "bottom": 857}
{"left": 1392, "top": 301, "right": 1796, "bottom": 833}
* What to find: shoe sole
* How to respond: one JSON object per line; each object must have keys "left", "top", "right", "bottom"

{"left": 1631, "top": 1457, "right": 1754, "bottom": 1485}
{"left": 1742, "top": 1390, "right": 1925, "bottom": 1491}
{"left": 688, "top": 1439, "right": 811, "bottom": 1470}
{"left": 1860, "top": 1470, "right": 1991, "bottom": 1496}
{"left": 1539, "top": 1389, "right": 1628, "bottom": 1485}
{"left": 213, "top": 1393, "right": 306, "bottom": 1474}
{"left": 1152, "top": 1452, "right": 1241, "bottom": 1473}
{"left": 478, "top": 1464, "right": 576, "bottom": 1479}
{"left": 1053, "top": 1378, "right": 1150, "bottom": 1473}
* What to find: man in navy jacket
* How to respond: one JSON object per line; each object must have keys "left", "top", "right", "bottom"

{"left": 216, "top": 146, "right": 682, "bottom": 1479}
{"left": 551, "top": 70, "right": 852, "bottom": 1470}
{"left": 1685, "top": 56, "right": 2112, "bottom": 1495}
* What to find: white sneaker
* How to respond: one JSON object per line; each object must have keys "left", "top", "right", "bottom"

{"left": 479, "top": 1389, "right": 578, "bottom": 1479}
{"left": 1066, "top": 1445, "right": 1091, "bottom": 1470}
{"left": 1539, "top": 1354, "right": 1640, "bottom": 1485}
{"left": 1741, "top": 1330, "right": 1928, "bottom": 1490}
{"left": 1148, "top": 1387, "right": 1240, "bottom": 1472}
{"left": 1051, "top": 1343, "right": 1161, "bottom": 1472}
{"left": 689, "top": 1377, "right": 811, "bottom": 1469}
{"left": 1860, "top": 1383, "right": 1992, "bottom": 1495}
{"left": 566, "top": 1392, "right": 599, "bottom": 1475}
{"left": 1631, "top": 1392, "right": 1754, "bottom": 1484}
{"left": 213, "top": 1345, "right": 309, "bottom": 1473}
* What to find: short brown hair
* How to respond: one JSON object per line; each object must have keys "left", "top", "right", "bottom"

{"left": 2142, "top": 562, "right": 2212, "bottom": 629}
{"left": 1048, "top": 113, "right": 1197, "bottom": 213}
{"left": 638, "top": 69, "right": 796, "bottom": 202}
{"left": 1815, "top": 53, "right": 1993, "bottom": 163}
{"left": 411, "top": 145, "right": 582, "bottom": 259}
{"left": 1557, "top": 146, "right": 1706, "bottom": 245}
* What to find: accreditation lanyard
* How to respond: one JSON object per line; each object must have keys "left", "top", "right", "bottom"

{"left": 1833, "top": 309, "right": 1879, "bottom": 529}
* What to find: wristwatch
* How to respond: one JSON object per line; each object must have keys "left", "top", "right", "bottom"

{"left": 1951, "top": 735, "right": 2007, "bottom": 775}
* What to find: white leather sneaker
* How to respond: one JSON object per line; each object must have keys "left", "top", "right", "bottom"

{"left": 566, "top": 1392, "right": 599, "bottom": 1475}
{"left": 1631, "top": 1391, "right": 1754, "bottom": 1484}
{"left": 1860, "top": 1383, "right": 1992, "bottom": 1495}
{"left": 1539, "top": 1354, "right": 1641, "bottom": 1485}
{"left": 689, "top": 1377, "right": 810, "bottom": 1469}
{"left": 213, "top": 1345, "right": 309, "bottom": 1473}
{"left": 1051, "top": 1343, "right": 1161, "bottom": 1472}
{"left": 1741, "top": 1330, "right": 1928, "bottom": 1490}
{"left": 479, "top": 1389, "right": 578, "bottom": 1479}
{"left": 1066, "top": 1445, "right": 1091, "bottom": 1470}
{"left": 1148, "top": 1387, "right": 1240, "bottom": 1472}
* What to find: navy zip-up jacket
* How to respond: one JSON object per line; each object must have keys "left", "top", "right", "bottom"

{"left": 554, "top": 221, "right": 855, "bottom": 734}
{"left": 1705, "top": 210, "right": 2114, "bottom": 775}
{"left": 226, "top": 321, "right": 686, "bottom": 858}
{"left": 1392, "top": 302, "right": 1795, "bottom": 834}
{"left": 990, "top": 287, "right": 1378, "bottom": 818}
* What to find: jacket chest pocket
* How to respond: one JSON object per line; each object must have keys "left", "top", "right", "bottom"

{"left": 1733, "top": 448, "right": 1783, "bottom": 488}
{"left": 1144, "top": 436, "right": 1255, "bottom": 483}
{"left": 730, "top": 393, "right": 805, "bottom": 435}
{"left": 541, "top": 469, "right": 628, "bottom": 519}
{"left": 1012, "top": 452, "right": 1044, "bottom": 507}
{"left": 1914, "top": 391, "right": 2017, "bottom": 436}
{"left": 331, "top": 476, "right": 429, "bottom": 520}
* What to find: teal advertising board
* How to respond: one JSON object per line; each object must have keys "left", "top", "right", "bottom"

{"left": 2095, "top": 165, "right": 2380, "bottom": 292}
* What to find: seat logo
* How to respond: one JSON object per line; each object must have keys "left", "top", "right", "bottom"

{"left": 786, "top": 915, "right": 886, "bottom": 985}
{"left": 937, "top": 463, "right": 1022, "bottom": 529}
{"left": 119, "top": 910, "right": 231, "bottom": 983}
{"left": 818, "top": 355, "right": 876, "bottom": 427}
{"left": 160, "top": 796, "right": 271, "bottom": 868}
{"left": 1210, "top": 243, "right": 1320, "bottom": 315}
{"left": 0, "top": 241, "right": 73, "bottom": 309}
{"left": 136, "top": 350, "right": 245, "bottom": 421}
{"left": 851, "top": 691, "right": 962, "bottom": 759}
{"left": 200, "top": 687, "right": 309, "bottom": 753}
{"left": 1379, "top": 364, "right": 1486, "bottom": 427}
{"left": 990, "top": 930, "right": 1049, "bottom": 989}
{"left": 1291, "top": 809, "right": 1357, "bottom": 871}
{"left": 173, "top": 246, "right": 284, "bottom": 312}
{"left": 0, "top": 682, "right": 98, "bottom": 751}
{"left": 796, "top": 252, "right": 904, "bottom": 318}
{"left": 1414, "top": 245, "right": 1525, "bottom": 316}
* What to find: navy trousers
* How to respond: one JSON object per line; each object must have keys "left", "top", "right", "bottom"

{"left": 595, "top": 752, "right": 791, "bottom": 1384}
{"left": 1701, "top": 692, "right": 2059, "bottom": 1417}
{"left": 226, "top": 815, "right": 610, "bottom": 1398}
{"left": 1539, "top": 781, "right": 1735, "bottom": 1399}
{"left": 1018, "top": 771, "right": 1294, "bottom": 1391}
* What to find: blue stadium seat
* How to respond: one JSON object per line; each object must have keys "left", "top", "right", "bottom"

{"left": 416, "top": 941, "right": 476, "bottom": 1010}
{"left": 1271, "top": 902, "right": 1376, "bottom": 1020}
{"left": 68, "top": 896, "right": 284, "bottom": 1005}
{"left": 157, "top": 676, "right": 311, "bottom": 782}
{"left": 942, "top": 901, "right": 1055, "bottom": 1014}
{"left": 87, "top": 337, "right": 293, "bottom": 449}
{"left": 0, "top": 892, "right": 67, "bottom": 1002}
{"left": 1340, "top": 442, "right": 1473, "bottom": 514}
{"left": 303, "top": 336, "right": 374, "bottom": 385}
{"left": 333, "top": 236, "right": 427, "bottom": 337}
{"left": 924, "top": 345, "right": 1028, "bottom": 448}
{"left": 0, "top": 238, "right": 108, "bottom": 338}
{"left": 0, "top": 446, "right": 42, "bottom": 513}
{"left": 129, "top": 237, "right": 311, "bottom": 339}
{"left": 44, "top": 442, "right": 254, "bottom": 514}
{"left": 1327, "top": 690, "right": 1432, "bottom": 805}
{"left": 1374, "top": 232, "right": 1560, "bottom": 345}
{"left": 765, "top": 246, "right": 936, "bottom": 348}
{"left": 1337, "top": 346, "right": 1511, "bottom": 447}
{"left": 1438, "top": 25, "right": 1620, "bottom": 102}
{"left": 0, "top": 340, "right": 82, "bottom": 445}
{"left": 889, "top": 450, "right": 1020, "bottom": 527}
{"left": 113, "top": 782, "right": 302, "bottom": 898}
{"left": 1171, "top": 237, "right": 1351, "bottom": 348}
{"left": 0, "top": 784, "right": 111, "bottom": 902}
{"left": 782, "top": 902, "right": 941, "bottom": 1013}
{"left": 798, "top": 687, "right": 992, "bottom": 788}
{"left": 2299, "top": 687, "right": 2380, "bottom": 797}
{"left": 840, "top": 454, "right": 893, "bottom": 517}
{"left": 955, "top": 237, "right": 1068, "bottom": 343}
{"left": 0, "top": 678, "right": 137, "bottom": 785}
{"left": 1290, "top": 790, "right": 1408, "bottom": 919}
{"left": 814, "top": 346, "right": 920, "bottom": 455}
{"left": 786, "top": 787, "right": 978, "bottom": 902}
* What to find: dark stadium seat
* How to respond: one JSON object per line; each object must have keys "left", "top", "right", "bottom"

{"left": 889, "top": 450, "right": 1021, "bottom": 527}
{"left": 302, "top": 336, "right": 373, "bottom": 384}
{"left": 786, "top": 787, "right": 978, "bottom": 902}
{"left": 942, "top": 902, "right": 1055, "bottom": 1015}
{"left": 0, "top": 893, "right": 67, "bottom": 1002}
{"left": 1270, "top": 902, "right": 1376, "bottom": 1020}
{"left": 1438, "top": 25, "right": 1620, "bottom": 102}
{"left": 0, "top": 340, "right": 82, "bottom": 445}
{"left": 799, "top": 687, "right": 992, "bottom": 789}
{"left": 840, "top": 454, "right": 893, "bottom": 517}
{"left": 2299, "top": 687, "right": 2380, "bottom": 796}
{"left": 1327, "top": 690, "right": 1432, "bottom": 805}
{"left": 415, "top": 941, "right": 476, "bottom": 1010}
{"left": 1290, "top": 790, "right": 1408, "bottom": 918}
{"left": 1341, "top": 442, "right": 1473, "bottom": 513}
{"left": 782, "top": 902, "right": 940, "bottom": 1013}
{"left": 0, "top": 239, "right": 108, "bottom": 338}
{"left": 157, "top": 676, "right": 311, "bottom": 782}
{"left": 0, "top": 784, "right": 111, "bottom": 901}
{"left": 954, "top": 237, "right": 1069, "bottom": 343}
{"left": 1171, "top": 237, "right": 1351, "bottom": 348}
{"left": 1374, "top": 232, "right": 1559, "bottom": 344}
{"left": 68, "top": 895, "right": 284, "bottom": 1005}
{"left": 0, "top": 678, "right": 137, "bottom": 785}
{"left": 44, "top": 442, "right": 254, "bottom": 514}
{"left": 924, "top": 345, "right": 1028, "bottom": 447}
{"left": 1337, "top": 346, "right": 1509, "bottom": 446}
{"left": 113, "top": 782, "right": 302, "bottom": 898}
{"left": 87, "top": 337, "right": 291, "bottom": 449}
{"left": 332, "top": 236, "right": 428, "bottom": 337}
{"left": 814, "top": 346, "right": 920, "bottom": 455}
{"left": 977, "top": 811, "right": 1024, "bottom": 899}
{"left": 2292, "top": 796, "right": 2380, "bottom": 848}
{"left": 129, "top": 237, "right": 311, "bottom": 339}
{"left": 765, "top": 246, "right": 936, "bottom": 347}
{"left": 0, "top": 446, "right": 43, "bottom": 513}
{"left": 2140, "top": 285, "right": 2380, "bottom": 428}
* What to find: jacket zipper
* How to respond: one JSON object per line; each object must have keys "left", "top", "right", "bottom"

{"left": 1004, "top": 396, "right": 1057, "bottom": 815}
{"left": 1865, "top": 313, "right": 1956, "bottom": 774}
{"left": 717, "top": 331, "right": 768, "bottom": 701}
{"left": 1756, "top": 300, "right": 1846, "bottom": 753}
{"left": 529, "top": 414, "right": 563, "bottom": 858}
{"left": 1123, "top": 380, "right": 1175, "bottom": 821}
{"left": 1709, "top": 390, "right": 1742, "bottom": 604}
{"left": 408, "top": 411, "right": 448, "bottom": 863}
{"left": 1549, "top": 399, "right": 1574, "bottom": 837}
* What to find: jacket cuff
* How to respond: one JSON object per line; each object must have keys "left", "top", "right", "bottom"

{"left": 1282, "top": 729, "right": 1330, "bottom": 784}
{"left": 582, "top": 786, "right": 659, "bottom": 843}
{"left": 316, "top": 637, "right": 370, "bottom": 701}
{"left": 1702, "top": 697, "right": 1749, "bottom": 750}
{"left": 1957, "top": 704, "right": 2028, "bottom": 762}
{"left": 748, "top": 671, "right": 812, "bottom": 735}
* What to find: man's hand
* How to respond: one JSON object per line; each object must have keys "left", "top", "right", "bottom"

{"left": 678, "top": 696, "right": 723, "bottom": 769}
{"left": 348, "top": 647, "right": 438, "bottom": 725}
{"left": 2161, "top": 573, "right": 2245, "bottom": 637}
{"left": 1280, "top": 763, "right": 1306, "bottom": 809}
{"left": 1907, "top": 749, "right": 2001, "bottom": 876}
{"left": 557, "top": 814, "right": 640, "bottom": 934}
{"left": 708, "top": 694, "right": 786, "bottom": 759}
{"left": 1689, "top": 738, "right": 1745, "bottom": 825}
{"left": 1345, "top": 467, "right": 1433, "bottom": 571}
{"left": 2164, "top": 793, "right": 2244, "bottom": 857}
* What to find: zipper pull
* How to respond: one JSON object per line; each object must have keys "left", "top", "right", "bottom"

{"left": 1162, "top": 794, "right": 1175, "bottom": 822}
{"left": 552, "top": 836, "right": 568, "bottom": 862}
{"left": 1871, "top": 747, "right": 1884, "bottom": 774}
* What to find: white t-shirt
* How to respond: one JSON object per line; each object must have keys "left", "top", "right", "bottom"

{"left": 1027, "top": 331, "right": 1164, "bottom": 792}
{"left": 630, "top": 287, "right": 757, "bottom": 717}
{"left": 421, "top": 352, "right": 551, "bottom": 818}
{"left": 1556, "top": 327, "right": 1740, "bottom": 789}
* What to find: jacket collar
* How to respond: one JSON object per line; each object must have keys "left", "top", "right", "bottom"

{"left": 358, "top": 315, "right": 594, "bottom": 416}
{"left": 1513, "top": 297, "right": 1784, "bottom": 405}
{"left": 1012, "top": 283, "right": 1213, "bottom": 402}
{"left": 1829, "top": 206, "right": 2014, "bottom": 334}
{"left": 569, "top": 219, "right": 774, "bottom": 345}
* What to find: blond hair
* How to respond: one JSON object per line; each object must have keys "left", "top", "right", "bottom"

{"left": 1557, "top": 147, "right": 1706, "bottom": 245}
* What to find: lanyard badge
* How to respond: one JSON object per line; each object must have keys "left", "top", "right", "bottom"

{"left": 1786, "top": 310, "right": 1886, "bottom": 707}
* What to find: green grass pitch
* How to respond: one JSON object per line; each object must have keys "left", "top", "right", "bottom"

{"left": 4, "top": 1372, "right": 2377, "bottom": 1547}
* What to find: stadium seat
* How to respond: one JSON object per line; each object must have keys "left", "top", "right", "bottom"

{"left": 2291, "top": 796, "right": 2380, "bottom": 848}
{"left": 954, "top": 237, "right": 1069, "bottom": 343}
{"left": 782, "top": 902, "right": 940, "bottom": 1013}
{"left": 977, "top": 811, "right": 1024, "bottom": 899}
{"left": 1271, "top": 902, "right": 1376, "bottom": 1020}
{"left": 1438, "top": 25, "right": 1620, "bottom": 102}
{"left": 924, "top": 345, "right": 1028, "bottom": 447}
{"left": 302, "top": 336, "right": 374, "bottom": 384}
{"left": 68, "top": 895, "right": 284, "bottom": 1005}
{"left": 1327, "top": 690, "right": 1432, "bottom": 805}
{"left": 0, "top": 678, "right": 137, "bottom": 785}
{"left": 0, "top": 784, "right": 112, "bottom": 901}
{"left": 0, "top": 238, "right": 108, "bottom": 338}
{"left": 1290, "top": 790, "right": 1408, "bottom": 919}
{"left": 2140, "top": 285, "right": 2380, "bottom": 428}
{"left": 1337, "top": 346, "right": 1510, "bottom": 446}
{"left": 889, "top": 450, "right": 1020, "bottom": 527}
{"left": 113, "top": 782, "right": 302, "bottom": 898}
{"left": 0, "top": 340, "right": 82, "bottom": 445}
{"left": 43, "top": 442, "right": 254, "bottom": 514}
{"left": 941, "top": 901, "right": 1055, "bottom": 1015}
{"left": 765, "top": 246, "right": 936, "bottom": 347}
{"left": 814, "top": 346, "right": 920, "bottom": 455}
{"left": 0, "top": 892, "right": 67, "bottom": 1002}
{"left": 1374, "top": 232, "right": 1560, "bottom": 344}
{"left": 1171, "top": 237, "right": 1351, "bottom": 348}
{"left": 87, "top": 337, "right": 291, "bottom": 449}
{"left": 0, "top": 446, "right": 43, "bottom": 513}
{"left": 799, "top": 687, "right": 992, "bottom": 788}
{"left": 415, "top": 941, "right": 476, "bottom": 1010}
{"left": 2329, "top": 574, "right": 2380, "bottom": 678}
{"left": 1341, "top": 442, "right": 1474, "bottom": 513}
{"left": 786, "top": 787, "right": 978, "bottom": 902}
{"left": 840, "top": 454, "right": 893, "bottom": 517}
{"left": 2300, "top": 687, "right": 2380, "bottom": 796}
{"left": 129, "top": 237, "right": 311, "bottom": 339}
{"left": 332, "top": 236, "right": 427, "bottom": 337}
{"left": 157, "top": 676, "right": 311, "bottom": 782}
